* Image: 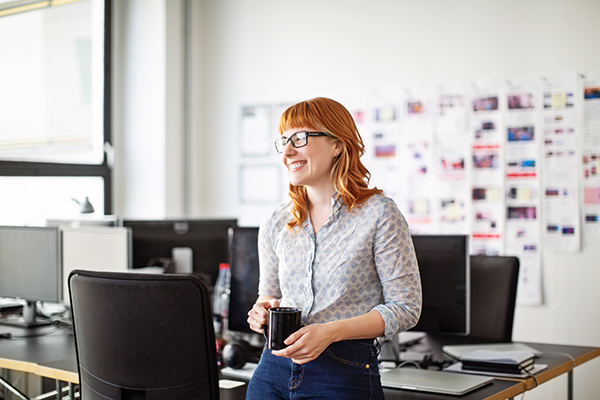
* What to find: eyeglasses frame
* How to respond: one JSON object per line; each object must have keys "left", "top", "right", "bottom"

{"left": 274, "top": 131, "right": 329, "bottom": 153}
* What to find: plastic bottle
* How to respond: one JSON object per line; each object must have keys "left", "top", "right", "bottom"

{"left": 212, "top": 263, "right": 231, "bottom": 338}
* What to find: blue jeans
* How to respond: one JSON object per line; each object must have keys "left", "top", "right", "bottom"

{"left": 246, "top": 339, "right": 384, "bottom": 400}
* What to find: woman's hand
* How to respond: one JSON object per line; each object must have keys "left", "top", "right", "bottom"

{"left": 271, "top": 311, "right": 386, "bottom": 364}
{"left": 247, "top": 297, "right": 279, "bottom": 334}
{"left": 271, "top": 323, "right": 337, "bottom": 365}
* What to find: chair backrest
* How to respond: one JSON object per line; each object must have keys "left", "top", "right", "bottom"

{"left": 69, "top": 270, "right": 219, "bottom": 400}
{"left": 467, "top": 255, "right": 520, "bottom": 342}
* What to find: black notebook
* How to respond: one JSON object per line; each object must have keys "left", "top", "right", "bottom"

{"left": 459, "top": 350, "right": 536, "bottom": 374}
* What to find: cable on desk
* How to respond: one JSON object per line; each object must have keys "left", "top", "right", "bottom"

{"left": 516, "top": 368, "right": 540, "bottom": 400}
{"left": 515, "top": 352, "right": 578, "bottom": 400}
{"left": 418, "top": 354, "right": 454, "bottom": 370}
{"left": 397, "top": 360, "right": 422, "bottom": 369}
{"left": 3, "top": 324, "right": 68, "bottom": 340}
{"left": 521, "top": 368, "right": 540, "bottom": 388}
{"left": 376, "top": 337, "right": 450, "bottom": 370}
{"left": 539, "top": 351, "right": 577, "bottom": 370}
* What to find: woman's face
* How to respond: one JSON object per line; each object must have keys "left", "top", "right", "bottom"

{"left": 280, "top": 127, "right": 340, "bottom": 190}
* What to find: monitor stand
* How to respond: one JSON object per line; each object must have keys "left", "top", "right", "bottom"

{"left": 0, "top": 301, "right": 53, "bottom": 328}
{"left": 423, "top": 333, "right": 454, "bottom": 362}
{"left": 392, "top": 333, "right": 464, "bottom": 370}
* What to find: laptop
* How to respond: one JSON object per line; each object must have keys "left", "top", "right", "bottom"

{"left": 380, "top": 368, "right": 494, "bottom": 395}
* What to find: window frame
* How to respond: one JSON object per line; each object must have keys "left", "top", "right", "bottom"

{"left": 0, "top": 0, "right": 112, "bottom": 214}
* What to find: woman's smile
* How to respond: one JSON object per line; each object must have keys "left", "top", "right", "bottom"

{"left": 288, "top": 161, "right": 306, "bottom": 172}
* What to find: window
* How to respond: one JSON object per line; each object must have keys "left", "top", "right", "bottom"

{"left": 0, "top": 0, "right": 111, "bottom": 222}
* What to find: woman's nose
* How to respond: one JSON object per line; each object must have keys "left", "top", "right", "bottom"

{"left": 282, "top": 140, "right": 296, "bottom": 156}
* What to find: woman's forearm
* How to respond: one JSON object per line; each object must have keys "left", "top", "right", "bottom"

{"left": 324, "top": 310, "right": 386, "bottom": 342}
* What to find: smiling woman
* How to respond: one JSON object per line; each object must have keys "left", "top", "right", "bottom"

{"left": 246, "top": 97, "right": 422, "bottom": 400}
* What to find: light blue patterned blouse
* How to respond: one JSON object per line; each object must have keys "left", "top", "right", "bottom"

{"left": 258, "top": 193, "right": 422, "bottom": 340}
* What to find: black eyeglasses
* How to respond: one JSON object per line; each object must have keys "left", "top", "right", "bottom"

{"left": 274, "top": 131, "right": 328, "bottom": 153}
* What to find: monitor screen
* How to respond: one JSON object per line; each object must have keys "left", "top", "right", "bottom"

{"left": 0, "top": 226, "right": 61, "bottom": 303}
{"left": 0, "top": 226, "right": 62, "bottom": 327}
{"left": 409, "top": 234, "right": 470, "bottom": 335}
{"left": 61, "top": 225, "right": 132, "bottom": 305}
{"left": 227, "top": 226, "right": 260, "bottom": 334}
{"left": 122, "top": 219, "right": 237, "bottom": 287}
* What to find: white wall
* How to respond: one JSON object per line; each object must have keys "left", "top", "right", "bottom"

{"left": 114, "top": 1, "right": 600, "bottom": 398}
{"left": 112, "top": 0, "right": 168, "bottom": 218}
{"left": 113, "top": 0, "right": 200, "bottom": 219}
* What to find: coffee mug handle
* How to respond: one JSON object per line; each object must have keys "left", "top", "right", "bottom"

{"left": 262, "top": 324, "right": 268, "bottom": 340}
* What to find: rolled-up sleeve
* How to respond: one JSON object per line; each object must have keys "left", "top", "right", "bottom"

{"left": 257, "top": 207, "right": 283, "bottom": 299}
{"left": 371, "top": 199, "right": 422, "bottom": 340}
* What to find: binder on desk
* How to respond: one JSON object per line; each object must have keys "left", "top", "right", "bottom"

{"left": 444, "top": 361, "right": 548, "bottom": 378}
{"left": 442, "top": 343, "right": 547, "bottom": 378}
{"left": 459, "top": 350, "right": 536, "bottom": 374}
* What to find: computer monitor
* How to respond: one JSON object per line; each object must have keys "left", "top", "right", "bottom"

{"left": 61, "top": 225, "right": 132, "bottom": 306}
{"left": 0, "top": 226, "right": 62, "bottom": 327}
{"left": 227, "top": 226, "right": 260, "bottom": 334}
{"left": 409, "top": 234, "right": 470, "bottom": 335}
{"left": 122, "top": 219, "right": 237, "bottom": 286}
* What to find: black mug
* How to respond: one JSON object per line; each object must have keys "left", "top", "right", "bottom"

{"left": 263, "top": 307, "right": 302, "bottom": 350}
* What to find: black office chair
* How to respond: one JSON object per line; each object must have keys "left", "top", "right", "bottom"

{"left": 68, "top": 270, "right": 220, "bottom": 400}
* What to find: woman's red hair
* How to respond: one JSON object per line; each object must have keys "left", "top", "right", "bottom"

{"left": 278, "top": 97, "right": 382, "bottom": 230}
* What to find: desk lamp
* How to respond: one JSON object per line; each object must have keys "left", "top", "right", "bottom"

{"left": 71, "top": 197, "right": 95, "bottom": 214}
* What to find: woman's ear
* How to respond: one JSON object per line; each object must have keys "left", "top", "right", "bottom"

{"left": 333, "top": 140, "right": 343, "bottom": 157}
